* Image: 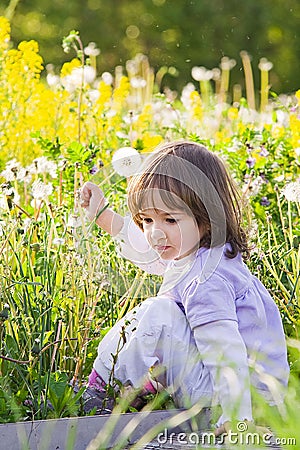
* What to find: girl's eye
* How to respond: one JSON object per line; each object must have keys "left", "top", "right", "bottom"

{"left": 142, "top": 218, "right": 152, "bottom": 224}
{"left": 166, "top": 218, "right": 177, "bottom": 224}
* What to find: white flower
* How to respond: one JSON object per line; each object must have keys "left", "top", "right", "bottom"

{"left": 180, "top": 83, "right": 196, "bottom": 109}
{"left": 46, "top": 73, "right": 61, "bottom": 88}
{"left": 281, "top": 181, "right": 300, "bottom": 202}
{"left": 71, "top": 66, "right": 96, "bottom": 85}
{"left": 88, "top": 89, "right": 100, "bottom": 103}
{"left": 112, "top": 147, "right": 142, "bottom": 177}
{"left": 191, "top": 66, "right": 213, "bottom": 81}
{"left": 258, "top": 58, "right": 273, "bottom": 72}
{"left": 274, "top": 174, "right": 285, "bottom": 183}
{"left": 84, "top": 42, "right": 100, "bottom": 57}
{"left": 23, "top": 218, "right": 32, "bottom": 233}
{"left": 101, "top": 72, "right": 113, "bottom": 85}
{"left": 130, "top": 77, "right": 147, "bottom": 89}
{"left": 220, "top": 57, "right": 236, "bottom": 71}
{"left": 0, "top": 195, "right": 8, "bottom": 210}
{"left": 31, "top": 179, "right": 53, "bottom": 200}
{"left": 53, "top": 237, "right": 65, "bottom": 246}
{"left": 61, "top": 66, "right": 96, "bottom": 92}
{"left": 67, "top": 214, "right": 82, "bottom": 228}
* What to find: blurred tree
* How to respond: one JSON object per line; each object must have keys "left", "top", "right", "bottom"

{"left": 1, "top": 0, "right": 299, "bottom": 95}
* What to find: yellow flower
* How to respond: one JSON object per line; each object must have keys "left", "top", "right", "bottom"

{"left": 60, "top": 58, "right": 81, "bottom": 78}
{"left": 272, "top": 125, "right": 285, "bottom": 139}
{"left": 290, "top": 114, "right": 300, "bottom": 149}
{"left": 227, "top": 107, "right": 238, "bottom": 121}
{"left": 133, "top": 104, "right": 153, "bottom": 133}
{"left": 190, "top": 90, "right": 203, "bottom": 121}
{"left": 295, "top": 89, "right": 300, "bottom": 105}
{"left": 215, "top": 129, "right": 231, "bottom": 144}
{"left": 94, "top": 80, "right": 112, "bottom": 115}
{"left": 18, "top": 40, "right": 43, "bottom": 77}
{"left": 112, "top": 76, "right": 130, "bottom": 109}
{"left": 0, "top": 16, "right": 10, "bottom": 52}
{"left": 133, "top": 133, "right": 163, "bottom": 152}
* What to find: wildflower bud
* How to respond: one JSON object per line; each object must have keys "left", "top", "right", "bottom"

{"left": 0, "top": 304, "right": 10, "bottom": 320}
{"left": 30, "top": 243, "right": 41, "bottom": 252}
{"left": 31, "top": 338, "right": 41, "bottom": 355}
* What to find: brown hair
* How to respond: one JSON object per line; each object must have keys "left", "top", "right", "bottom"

{"left": 127, "top": 140, "right": 250, "bottom": 259}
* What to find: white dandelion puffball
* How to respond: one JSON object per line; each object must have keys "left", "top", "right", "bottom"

{"left": 281, "top": 181, "right": 300, "bottom": 203}
{"left": 112, "top": 147, "right": 142, "bottom": 177}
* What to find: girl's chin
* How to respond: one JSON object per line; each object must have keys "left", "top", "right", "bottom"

{"left": 156, "top": 247, "right": 177, "bottom": 260}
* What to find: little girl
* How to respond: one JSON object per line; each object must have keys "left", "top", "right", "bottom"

{"left": 80, "top": 140, "right": 289, "bottom": 431}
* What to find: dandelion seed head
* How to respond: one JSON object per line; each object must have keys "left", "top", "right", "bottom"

{"left": 31, "top": 179, "right": 53, "bottom": 200}
{"left": 67, "top": 214, "right": 82, "bottom": 228}
{"left": 1, "top": 159, "right": 23, "bottom": 181}
{"left": 281, "top": 181, "right": 300, "bottom": 202}
{"left": 17, "top": 167, "right": 32, "bottom": 183}
{"left": 27, "top": 157, "right": 57, "bottom": 178}
{"left": 112, "top": 147, "right": 142, "bottom": 177}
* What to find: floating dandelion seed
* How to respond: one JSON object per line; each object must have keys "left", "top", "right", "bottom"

{"left": 281, "top": 181, "right": 300, "bottom": 202}
{"left": 112, "top": 147, "right": 142, "bottom": 177}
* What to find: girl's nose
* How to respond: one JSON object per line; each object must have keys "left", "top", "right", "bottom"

{"left": 151, "top": 226, "right": 166, "bottom": 242}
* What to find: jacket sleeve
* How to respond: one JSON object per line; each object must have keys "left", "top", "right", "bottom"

{"left": 193, "top": 320, "right": 253, "bottom": 425}
{"left": 113, "top": 214, "right": 167, "bottom": 275}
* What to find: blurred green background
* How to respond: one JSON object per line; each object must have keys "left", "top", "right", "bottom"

{"left": 1, "top": 0, "right": 299, "bottom": 94}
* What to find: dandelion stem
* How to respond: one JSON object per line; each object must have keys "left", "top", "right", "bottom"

{"left": 240, "top": 51, "right": 256, "bottom": 110}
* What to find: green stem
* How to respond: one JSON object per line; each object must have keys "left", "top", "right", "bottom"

{"left": 4, "top": 0, "right": 21, "bottom": 21}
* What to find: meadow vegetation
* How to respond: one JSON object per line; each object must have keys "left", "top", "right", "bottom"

{"left": 0, "top": 17, "right": 299, "bottom": 448}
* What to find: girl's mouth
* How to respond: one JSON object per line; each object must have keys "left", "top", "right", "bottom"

{"left": 156, "top": 245, "right": 171, "bottom": 251}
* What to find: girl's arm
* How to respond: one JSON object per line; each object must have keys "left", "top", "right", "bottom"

{"left": 193, "top": 320, "right": 253, "bottom": 425}
{"left": 80, "top": 182, "right": 167, "bottom": 275}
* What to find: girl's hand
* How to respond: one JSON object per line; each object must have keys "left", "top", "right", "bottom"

{"left": 80, "top": 181, "right": 106, "bottom": 221}
{"left": 80, "top": 181, "right": 124, "bottom": 235}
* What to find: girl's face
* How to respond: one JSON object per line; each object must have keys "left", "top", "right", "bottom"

{"left": 139, "top": 192, "right": 202, "bottom": 260}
